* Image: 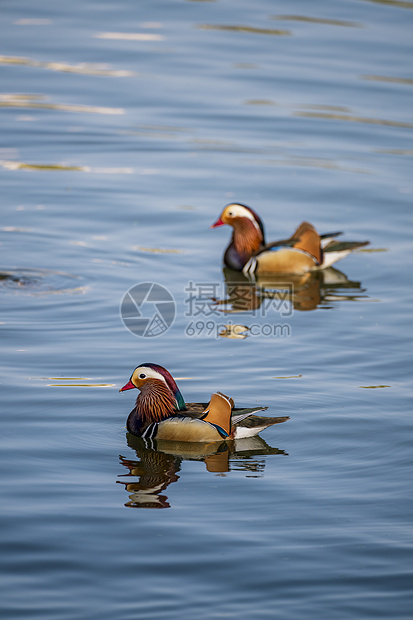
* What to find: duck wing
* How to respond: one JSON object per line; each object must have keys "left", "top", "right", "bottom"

{"left": 320, "top": 231, "right": 343, "bottom": 246}
{"left": 254, "top": 237, "right": 298, "bottom": 255}
{"left": 183, "top": 403, "right": 269, "bottom": 421}
{"left": 323, "top": 239, "right": 369, "bottom": 253}
{"left": 231, "top": 406, "right": 268, "bottom": 426}
{"left": 257, "top": 228, "right": 344, "bottom": 255}
{"left": 235, "top": 414, "right": 289, "bottom": 428}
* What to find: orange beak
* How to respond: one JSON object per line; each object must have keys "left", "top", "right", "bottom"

{"left": 211, "top": 217, "right": 225, "bottom": 228}
{"left": 119, "top": 379, "right": 135, "bottom": 392}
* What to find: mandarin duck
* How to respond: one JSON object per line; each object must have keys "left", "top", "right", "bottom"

{"left": 211, "top": 203, "right": 369, "bottom": 275}
{"left": 120, "top": 363, "right": 288, "bottom": 442}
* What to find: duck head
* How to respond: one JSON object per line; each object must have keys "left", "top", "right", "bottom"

{"left": 120, "top": 363, "right": 186, "bottom": 425}
{"left": 211, "top": 203, "right": 265, "bottom": 238}
{"left": 211, "top": 203, "right": 266, "bottom": 270}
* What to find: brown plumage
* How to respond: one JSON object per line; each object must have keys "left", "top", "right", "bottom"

{"left": 129, "top": 379, "right": 177, "bottom": 430}
{"left": 233, "top": 217, "right": 264, "bottom": 257}
{"left": 290, "top": 221, "right": 322, "bottom": 264}
{"left": 120, "top": 363, "right": 289, "bottom": 442}
{"left": 212, "top": 203, "right": 369, "bottom": 275}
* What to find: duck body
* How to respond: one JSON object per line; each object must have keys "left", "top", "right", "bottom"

{"left": 212, "top": 203, "right": 369, "bottom": 275}
{"left": 120, "top": 363, "right": 288, "bottom": 442}
{"left": 143, "top": 412, "right": 238, "bottom": 443}
{"left": 248, "top": 246, "right": 318, "bottom": 276}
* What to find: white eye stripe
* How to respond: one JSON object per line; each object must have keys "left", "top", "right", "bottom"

{"left": 225, "top": 204, "right": 262, "bottom": 234}
{"left": 226, "top": 204, "right": 252, "bottom": 219}
{"left": 133, "top": 366, "right": 166, "bottom": 383}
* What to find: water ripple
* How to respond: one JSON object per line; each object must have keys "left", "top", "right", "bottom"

{"left": 0, "top": 55, "right": 134, "bottom": 77}
{"left": 0, "top": 160, "right": 134, "bottom": 173}
{"left": 361, "top": 0, "right": 413, "bottom": 8}
{"left": 0, "top": 269, "right": 89, "bottom": 296}
{"left": 362, "top": 74, "right": 413, "bottom": 85}
{"left": 271, "top": 15, "right": 362, "bottom": 28}
{"left": 197, "top": 24, "right": 291, "bottom": 36}
{"left": 294, "top": 110, "right": 413, "bottom": 129}
{"left": 0, "top": 93, "right": 124, "bottom": 114}
{"left": 94, "top": 32, "right": 164, "bottom": 41}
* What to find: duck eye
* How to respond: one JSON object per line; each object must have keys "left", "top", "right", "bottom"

{"left": 228, "top": 211, "right": 233, "bottom": 217}
{"left": 139, "top": 373, "right": 146, "bottom": 379}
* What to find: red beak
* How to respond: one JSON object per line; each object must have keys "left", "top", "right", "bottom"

{"left": 119, "top": 379, "right": 135, "bottom": 392}
{"left": 211, "top": 217, "right": 225, "bottom": 228}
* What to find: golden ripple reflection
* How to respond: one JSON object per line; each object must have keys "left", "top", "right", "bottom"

{"left": 48, "top": 383, "right": 116, "bottom": 387}
{"left": 271, "top": 15, "right": 362, "bottom": 27}
{"left": 359, "top": 385, "right": 391, "bottom": 388}
{"left": 245, "top": 99, "right": 277, "bottom": 105}
{"left": 0, "top": 160, "right": 86, "bottom": 172}
{"left": 294, "top": 110, "right": 413, "bottom": 129}
{"left": 94, "top": 32, "right": 164, "bottom": 41}
{"left": 361, "top": 0, "right": 413, "bottom": 8}
{"left": 132, "top": 246, "right": 183, "bottom": 254}
{"left": 0, "top": 93, "right": 124, "bottom": 115}
{"left": 197, "top": 24, "right": 290, "bottom": 36}
{"left": 362, "top": 74, "right": 413, "bottom": 85}
{"left": 301, "top": 104, "right": 352, "bottom": 112}
{"left": 0, "top": 160, "right": 134, "bottom": 174}
{"left": 0, "top": 55, "right": 134, "bottom": 77}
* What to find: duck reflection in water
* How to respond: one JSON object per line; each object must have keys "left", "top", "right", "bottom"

{"left": 118, "top": 433, "right": 288, "bottom": 509}
{"left": 213, "top": 265, "right": 368, "bottom": 314}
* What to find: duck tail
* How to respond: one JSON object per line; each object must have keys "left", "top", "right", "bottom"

{"left": 322, "top": 239, "right": 370, "bottom": 268}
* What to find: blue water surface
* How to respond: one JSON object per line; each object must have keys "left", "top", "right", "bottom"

{"left": 0, "top": 0, "right": 412, "bottom": 618}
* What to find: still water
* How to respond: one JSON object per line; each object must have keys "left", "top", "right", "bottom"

{"left": 1, "top": 0, "right": 412, "bottom": 618}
